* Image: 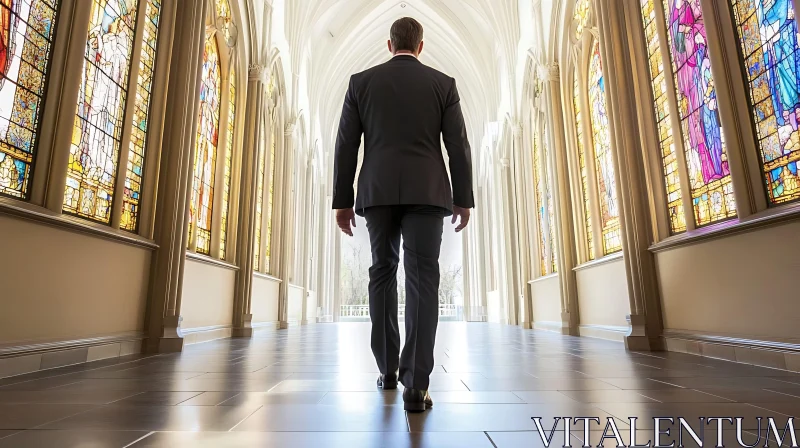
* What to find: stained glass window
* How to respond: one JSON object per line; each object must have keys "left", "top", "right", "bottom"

{"left": 588, "top": 43, "right": 622, "bottom": 255}
{"left": 121, "top": 0, "right": 160, "bottom": 232}
{"left": 730, "top": 0, "right": 800, "bottom": 204}
{"left": 663, "top": 0, "right": 736, "bottom": 226}
{"left": 640, "top": 0, "right": 687, "bottom": 233}
{"left": 253, "top": 123, "right": 265, "bottom": 271}
{"left": 220, "top": 67, "right": 235, "bottom": 259}
{"left": 264, "top": 126, "right": 277, "bottom": 273}
{"left": 575, "top": 0, "right": 591, "bottom": 39}
{"left": 532, "top": 127, "right": 547, "bottom": 276}
{"left": 544, "top": 134, "right": 558, "bottom": 273}
{"left": 189, "top": 37, "right": 221, "bottom": 255}
{"left": 215, "top": 0, "right": 233, "bottom": 43}
{"left": 64, "top": 0, "right": 139, "bottom": 223}
{"left": 0, "top": 0, "right": 60, "bottom": 199}
{"left": 573, "top": 71, "right": 595, "bottom": 260}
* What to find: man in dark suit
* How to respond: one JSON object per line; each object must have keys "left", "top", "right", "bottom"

{"left": 331, "top": 17, "right": 475, "bottom": 412}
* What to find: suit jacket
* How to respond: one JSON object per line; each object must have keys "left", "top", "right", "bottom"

{"left": 331, "top": 55, "right": 475, "bottom": 216}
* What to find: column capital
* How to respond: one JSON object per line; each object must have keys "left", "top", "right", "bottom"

{"left": 284, "top": 122, "right": 296, "bottom": 136}
{"left": 511, "top": 122, "right": 523, "bottom": 138}
{"left": 499, "top": 157, "right": 511, "bottom": 169}
{"left": 538, "top": 62, "right": 559, "bottom": 82}
{"left": 248, "top": 64, "right": 268, "bottom": 83}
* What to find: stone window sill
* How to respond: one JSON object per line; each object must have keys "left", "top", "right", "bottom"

{"left": 185, "top": 252, "right": 239, "bottom": 270}
{"left": 573, "top": 252, "right": 624, "bottom": 272}
{"left": 0, "top": 198, "right": 157, "bottom": 250}
{"left": 650, "top": 202, "right": 800, "bottom": 253}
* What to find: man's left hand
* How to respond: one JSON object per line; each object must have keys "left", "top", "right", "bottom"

{"left": 336, "top": 208, "right": 356, "bottom": 236}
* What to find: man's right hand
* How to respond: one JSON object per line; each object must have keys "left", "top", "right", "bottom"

{"left": 336, "top": 208, "right": 357, "bottom": 236}
{"left": 451, "top": 206, "right": 470, "bottom": 233}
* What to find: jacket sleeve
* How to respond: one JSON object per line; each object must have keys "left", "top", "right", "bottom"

{"left": 441, "top": 78, "right": 475, "bottom": 209}
{"left": 331, "top": 75, "right": 363, "bottom": 209}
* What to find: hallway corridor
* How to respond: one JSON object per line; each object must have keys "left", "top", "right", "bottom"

{"left": 0, "top": 323, "right": 797, "bottom": 447}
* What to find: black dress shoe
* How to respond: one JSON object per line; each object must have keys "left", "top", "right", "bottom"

{"left": 377, "top": 373, "right": 398, "bottom": 390}
{"left": 403, "top": 387, "right": 433, "bottom": 412}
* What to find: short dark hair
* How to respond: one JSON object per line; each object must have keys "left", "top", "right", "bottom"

{"left": 390, "top": 17, "right": 423, "bottom": 52}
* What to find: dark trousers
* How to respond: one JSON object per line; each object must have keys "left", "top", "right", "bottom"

{"left": 363, "top": 205, "right": 444, "bottom": 390}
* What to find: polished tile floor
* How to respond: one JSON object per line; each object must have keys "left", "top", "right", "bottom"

{"left": 0, "top": 323, "right": 798, "bottom": 447}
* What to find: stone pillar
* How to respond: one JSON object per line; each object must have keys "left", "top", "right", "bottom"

{"left": 595, "top": 0, "right": 664, "bottom": 350}
{"left": 541, "top": 63, "right": 580, "bottom": 335}
{"left": 509, "top": 123, "right": 533, "bottom": 329}
{"left": 277, "top": 122, "right": 297, "bottom": 328}
{"left": 230, "top": 65, "right": 268, "bottom": 338}
{"left": 144, "top": 0, "right": 207, "bottom": 353}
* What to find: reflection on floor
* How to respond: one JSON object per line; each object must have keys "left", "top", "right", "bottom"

{"left": 0, "top": 323, "right": 798, "bottom": 447}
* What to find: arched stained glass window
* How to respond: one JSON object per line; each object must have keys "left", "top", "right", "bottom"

{"left": 663, "top": 0, "right": 736, "bottom": 226}
{"left": 640, "top": 0, "right": 687, "bottom": 234}
{"left": 215, "top": 0, "right": 233, "bottom": 43}
{"left": 264, "top": 125, "right": 277, "bottom": 272}
{"left": 189, "top": 37, "right": 221, "bottom": 255}
{"left": 532, "top": 127, "right": 548, "bottom": 276}
{"left": 121, "top": 0, "right": 161, "bottom": 232}
{"left": 0, "top": 0, "right": 60, "bottom": 199}
{"left": 220, "top": 67, "right": 235, "bottom": 259}
{"left": 730, "top": 0, "right": 800, "bottom": 205}
{"left": 573, "top": 70, "right": 595, "bottom": 260}
{"left": 588, "top": 42, "right": 622, "bottom": 255}
{"left": 544, "top": 134, "right": 558, "bottom": 273}
{"left": 253, "top": 120, "right": 266, "bottom": 271}
{"left": 64, "top": 0, "right": 139, "bottom": 223}
{"left": 574, "top": 0, "right": 591, "bottom": 39}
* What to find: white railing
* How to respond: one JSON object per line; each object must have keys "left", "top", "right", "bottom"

{"left": 340, "top": 304, "right": 460, "bottom": 319}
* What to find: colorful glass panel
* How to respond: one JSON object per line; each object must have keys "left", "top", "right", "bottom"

{"left": 640, "top": 0, "right": 687, "bottom": 233}
{"left": 0, "top": 0, "right": 60, "bottom": 198}
{"left": 730, "top": 0, "right": 800, "bottom": 204}
{"left": 264, "top": 126, "right": 276, "bottom": 273}
{"left": 544, "top": 134, "right": 558, "bottom": 273}
{"left": 575, "top": 0, "right": 591, "bottom": 39}
{"left": 588, "top": 43, "right": 622, "bottom": 255}
{"left": 121, "top": 0, "right": 160, "bottom": 232}
{"left": 663, "top": 0, "right": 736, "bottom": 225}
{"left": 64, "top": 0, "right": 139, "bottom": 222}
{"left": 189, "top": 37, "right": 220, "bottom": 255}
{"left": 220, "top": 67, "right": 235, "bottom": 259}
{"left": 532, "top": 127, "right": 547, "bottom": 276}
{"left": 215, "top": 0, "right": 233, "bottom": 43}
{"left": 573, "top": 70, "right": 595, "bottom": 260}
{"left": 253, "top": 122, "right": 265, "bottom": 271}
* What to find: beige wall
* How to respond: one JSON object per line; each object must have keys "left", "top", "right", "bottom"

{"left": 0, "top": 216, "right": 150, "bottom": 344}
{"left": 180, "top": 259, "right": 236, "bottom": 329}
{"left": 252, "top": 275, "right": 280, "bottom": 323}
{"left": 576, "top": 257, "right": 631, "bottom": 328}
{"left": 287, "top": 285, "right": 304, "bottom": 322}
{"left": 530, "top": 275, "right": 562, "bottom": 325}
{"left": 656, "top": 221, "right": 800, "bottom": 341}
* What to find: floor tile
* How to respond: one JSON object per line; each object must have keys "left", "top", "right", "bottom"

{"left": 111, "top": 391, "right": 203, "bottom": 406}
{"left": 512, "top": 391, "right": 581, "bottom": 403}
{"left": 233, "top": 404, "right": 409, "bottom": 432}
{"left": 488, "top": 431, "right": 582, "bottom": 448}
{"left": 697, "top": 389, "right": 800, "bottom": 403}
{"left": 0, "top": 390, "right": 140, "bottom": 405}
{"left": 0, "top": 404, "right": 96, "bottom": 429}
{"left": 222, "top": 391, "right": 328, "bottom": 406}
{"left": 133, "top": 431, "right": 494, "bottom": 447}
{"left": 0, "top": 430, "right": 149, "bottom": 448}
{"left": 40, "top": 404, "right": 261, "bottom": 431}
{"left": 558, "top": 389, "right": 659, "bottom": 403}
{"left": 176, "top": 391, "right": 240, "bottom": 405}
{"left": 636, "top": 389, "right": 735, "bottom": 402}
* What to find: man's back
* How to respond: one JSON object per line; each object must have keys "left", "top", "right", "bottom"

{"left": 332, "top": 55, "right": 474, "bottom": 215}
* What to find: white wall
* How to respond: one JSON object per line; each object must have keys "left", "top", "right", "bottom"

{"left": 575, "top": 257, "right": 631, "bottom": 328}
{"left": 0, "top": 215, "right": 150, "bottom": 345}
{"left": 530, "top": 275, "right": 562, "bottom": 326}
{"left": 252, "top": 275, "right": 280, "bottom": 324}
{"left": 656, "top": 221, "right": 800, "bottom": 341}
{"left": 180, "top": 259, "right": 236, "bottom": 330}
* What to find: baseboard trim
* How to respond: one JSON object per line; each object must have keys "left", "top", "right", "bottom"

{"left": 182, "top": 325, "right": 233, "bottom": 345}
{"left": 578, "top": 324, "right": 628, "bottom": 342}
{"left": 663, "top": 329, "right": 800, "bottom": 372}
{"left": 533, "top": 321, "right": 563, "bottom": 333}
{"left": 0, "top": 333, "right": 145, "bottom": 379}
